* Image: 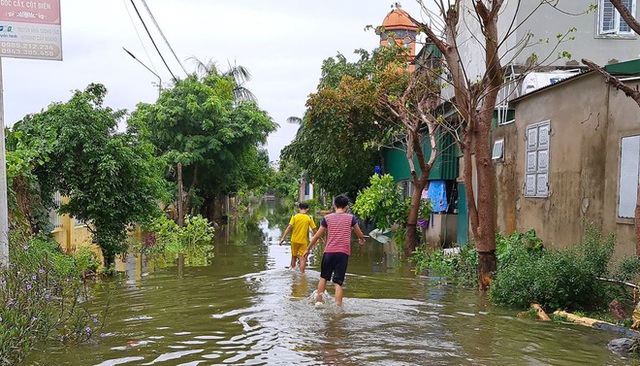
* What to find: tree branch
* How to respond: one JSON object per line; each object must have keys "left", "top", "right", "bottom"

{"left": 582, "top": 58, "right": 640, "bottom": 104}
{"left": 610, "top": 0, "right": 640, "bottom": 35}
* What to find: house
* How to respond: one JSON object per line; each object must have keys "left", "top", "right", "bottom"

{"left": 492, "top": 59, "right": 640, "bottom": 256}
{"left": 459, "top": 0, "right": 640, "bottom": 80}
{"left": 458, "top": 0, "right": 640, "bottom": 248}
{"left": 48, "top": 192, "right": 104, "bottom": 262}
{"left": 378, "top": 4, "right": 462, "bottom": 246}
{"left": 378, "top": 2, "right": 640, "bottom": 248}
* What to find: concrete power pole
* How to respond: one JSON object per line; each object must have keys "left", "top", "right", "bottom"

{"left": 0, "top": 58, "right": 10, "bottom": 267}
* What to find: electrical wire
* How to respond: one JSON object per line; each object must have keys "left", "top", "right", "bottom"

{"left": 121, "top": 0, "right": 158, "bottom": 75}
{"left": 139, "top": 0, "right": 188, "bottom": 76}
{"left": 128, "top": 0, "right": 177, "bottom": 81}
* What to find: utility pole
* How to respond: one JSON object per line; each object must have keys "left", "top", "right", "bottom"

{"left": 0, "top": 58, "right": 9, "bottom": 267}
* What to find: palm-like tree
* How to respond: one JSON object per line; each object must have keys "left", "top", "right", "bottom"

{"left": 188, "top": 57, "right": 257, "bottom": 103}
{"left": 287, "top": 116, "right": 304, "bottom": 137}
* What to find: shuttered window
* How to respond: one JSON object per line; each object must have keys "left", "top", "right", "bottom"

{"left": 599, "top": 0, "right": 635, "bottom": 35}
{"left": 524, "top": 121, "right": 550, "bottom": 198}
{"left": 619, "top": 135, "right": 640, "bottom": 218}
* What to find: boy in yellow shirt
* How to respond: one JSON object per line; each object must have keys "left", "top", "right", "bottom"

{"left": 279, "top": 203, "right": 319, "bottom": 273}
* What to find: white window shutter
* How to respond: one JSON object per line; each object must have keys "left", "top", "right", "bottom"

{"left": 526, "top": 175, "right": 537, "bottom": 196}
{"left": 527, "top": 151, "right": 538, "bottom": 173}
{"left": 619, "top": 136, "right": 640, "bottom": 218}
{"left": 527, "top": 127, "right": 538, "bottom": 149}
{"left": 536, "top": 174, "right": 549, "bottom": 197}
{"left": 537, "top": 150, "right": 549, "bottom": 171}
{"left": 524, "top": 121, "right": 551, "bottom": 198}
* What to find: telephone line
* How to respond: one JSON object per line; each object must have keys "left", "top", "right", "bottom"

{"left": 128, "top": 0, "right": 176, "bottom": 81}
{"left": 139, "top": 0, "right": 188, "bottom": 76}
{"left": 121, "top": 0, "right": 158, "bottom": 75}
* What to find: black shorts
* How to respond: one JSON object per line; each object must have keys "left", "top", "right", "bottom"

{"left": 320, "top": 252, "right": 349, "bottom": 286}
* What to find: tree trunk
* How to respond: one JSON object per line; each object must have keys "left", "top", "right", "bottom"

{"left": 461, "top": 114, "right": 497, "bottom": 291}
{"left": 405, "top": 178, "right": 428, "bottom": 257}
{"left": 474, "top": 115, "right": 498, "bottom": 290}
{"left": 177, "top": 163, "right": 185, "bottom": 227}
{"left": 184, "top": 164, "right": 198, "bottom": 216}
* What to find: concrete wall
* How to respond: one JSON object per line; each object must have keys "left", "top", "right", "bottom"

{"left": 514, "top": 1, "right": 640, "bottom": 67}
{"left": 495, "top": 73, "right": 610, "bottom": 250}
{"left": 457, "top": 1, "right": 640, "bottom": 80}
{"left": 602, "top": 81, "right": 640, "bottom": 257}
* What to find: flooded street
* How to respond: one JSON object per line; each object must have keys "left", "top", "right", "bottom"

{"left": 31, "top": 201, "right": 636, "bottom": 365}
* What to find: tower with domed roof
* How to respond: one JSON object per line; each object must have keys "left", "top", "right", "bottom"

{"left": 379, "top": 2, "right": 419, "bottom": 67}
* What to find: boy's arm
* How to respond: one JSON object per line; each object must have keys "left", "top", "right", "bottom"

{"left": 310, "top": 228, "right": 325, "bottom": 244}
{"left": 279, "top": 225, "right": 293, "bottom": 245}
{"left": 304, "top": 226, "right": 326, "bottom": 258}
{"left": 353, "top": 224, "right": 366, "bottom": 246}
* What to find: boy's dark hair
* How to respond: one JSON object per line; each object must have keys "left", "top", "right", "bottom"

{"left": 333, "top": 195, "right": 349, "bottom": 209}
{"left": 298, "top": 203, "right": 309, "bottom": 210}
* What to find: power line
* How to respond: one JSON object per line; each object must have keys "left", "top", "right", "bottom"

{"left": 139, "top": 0, "right": 188, "bottom": 76}
{"left": 128, "top": 0, "right": 176, "bottom": 81}
{"left": 121, "top": 0, "right": 158, "bottom": 75}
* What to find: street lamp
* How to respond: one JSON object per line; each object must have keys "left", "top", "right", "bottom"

{"left": 123, "top": 47, "right": 162, "bottom": 97}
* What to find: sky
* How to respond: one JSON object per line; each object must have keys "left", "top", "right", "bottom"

{"left": 1, "top": 0, "right": 427, "bottom": 162}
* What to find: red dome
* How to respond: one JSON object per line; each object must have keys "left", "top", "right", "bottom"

{"left": 381, "top": 8, "right": 418, "bottom": 30}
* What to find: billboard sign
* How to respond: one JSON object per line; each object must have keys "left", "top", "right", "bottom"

{"left": 0, "top": 0, "right": 62, "bottom": 60}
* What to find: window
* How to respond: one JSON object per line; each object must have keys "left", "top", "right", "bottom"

{"left": 492, "top": 139, "right": 504, "bottom": 161}
{"left": 48, "top": 191, "right": 63, "bottom": 228}
{"left": 399, "top": 180, "right": 413, "bottom": 200}
{"left": 619, "top": 135, "right": 640, "bottom": 218}
{"left": 524, "top": 121, "right": 550, "bottom": 198}
{"left": 599, "top": 0, "right": 636, "bottom": 36}
{"left": 404, "top": 36, "right": 412, "bottom": 48}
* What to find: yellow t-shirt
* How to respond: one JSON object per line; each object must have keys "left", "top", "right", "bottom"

{"left": 288, "top": 213, "right": 316, "bottom": 244}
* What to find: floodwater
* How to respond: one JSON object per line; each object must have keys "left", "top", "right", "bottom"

{"left": 30, "top": 200, "right": 638, "bottom": 365}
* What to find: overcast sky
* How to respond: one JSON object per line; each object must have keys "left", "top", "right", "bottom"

{"left": 1, "top": 0, "right": 426, "bottom": 162}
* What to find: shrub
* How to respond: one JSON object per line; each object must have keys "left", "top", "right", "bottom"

{"left": 490, "top": 227, "right": 615, "bottom": 311}
{"left": 410, "top": 244, "right": 478, "bottom": 287}
{"left": 611, "top": 256, "right": 640, "bottom": 282}
{"left": 139, "top": 214, "right": 215, "bottom": 258}
{"left": 0, "top": 232, "right": 102, "bottom": 365}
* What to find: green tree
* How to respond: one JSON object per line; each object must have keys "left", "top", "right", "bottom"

{"left": 266, "top": 158, "right": 303, "bottom": 202}
{"left": 282, "top": 48, "right": 405, "bottom": 197}
{"left": 10, "top": 84, "right": 166, "bottom": 266}
{"left": 411, "top": 0, "right": 575, "bottom": 289}
{"left": 378, "top": 62, "right": 443, "bottom": 255}
{"left": 129, "top": 68, "right": 277, "bottom": 222}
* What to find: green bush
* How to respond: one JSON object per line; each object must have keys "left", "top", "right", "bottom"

{"left": 410, "top": 244, "right": 478, "bottom": 287}
{"left": 352, "top": 174, "right": 431, "bottom": 230}
{"left": 611, "top": 256, "right": 640, "bottom": 282}
{"left": 140, "top": 214, "right": 215, "bottom": 258}
{"left": 0, "top": 231, "right": 102, "bottom": 365}
{"left": 490, "top": 227, "right": 615, "bottom": 311}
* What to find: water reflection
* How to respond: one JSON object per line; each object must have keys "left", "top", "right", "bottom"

{"left": 28, "top": 199, "right": 634, "bottom": 365}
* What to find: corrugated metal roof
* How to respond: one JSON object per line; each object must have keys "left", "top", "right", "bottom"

{"left": 513, "top": 59, "right": 640, "bottom": 103}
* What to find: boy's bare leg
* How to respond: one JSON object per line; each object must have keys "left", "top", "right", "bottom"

{"left": 316, "top": 278, "right": 327, "bottom": 303}
{"left": 299, "top": 256, "right": 306, "bottom": 273}
{"left": 290, "top": 255, "right": 297, "bottom": 269}
{"left": 334, "top": 284, "right": 344, "bottom": 307}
